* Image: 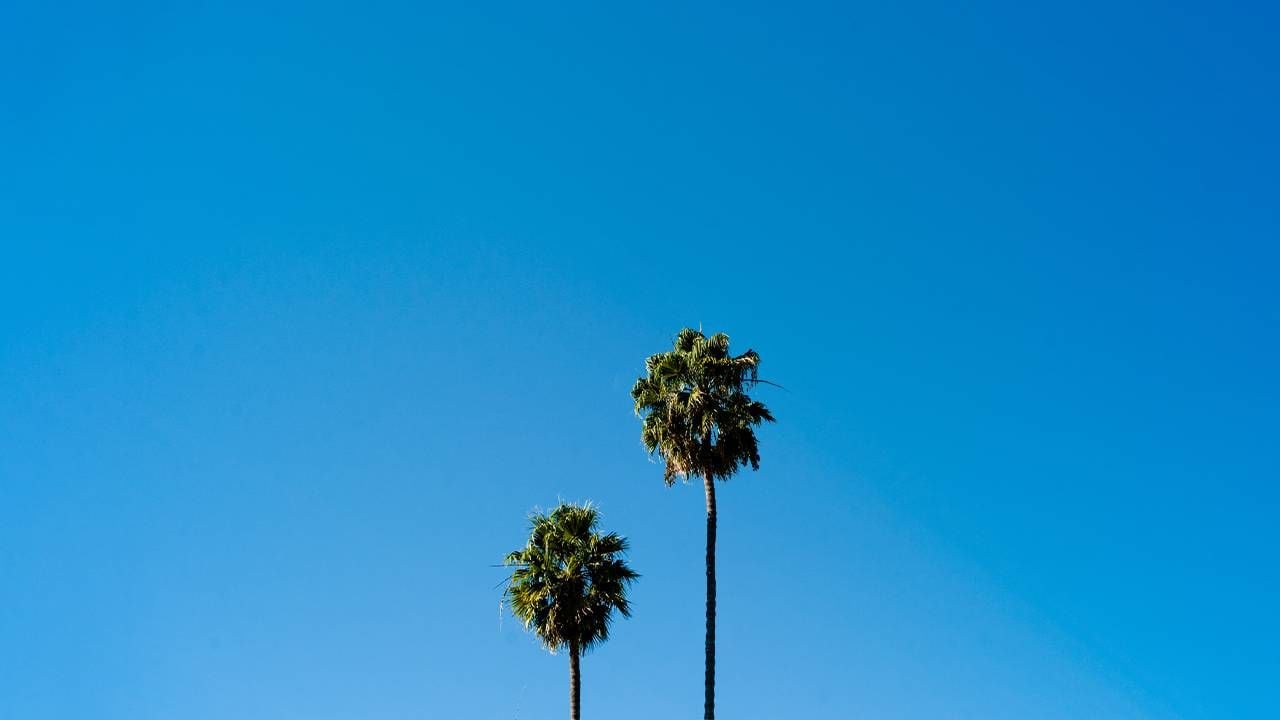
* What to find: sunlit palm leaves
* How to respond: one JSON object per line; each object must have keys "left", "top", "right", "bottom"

{"left": 503, "top": 503, "right": 638, "bottom": 654}
{"left": 631, "top": 328, "right": 775, "bottom": 484}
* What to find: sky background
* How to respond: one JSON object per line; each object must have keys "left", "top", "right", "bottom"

{"left": 2, "top": 1, "right": 1278, "bottom": 718}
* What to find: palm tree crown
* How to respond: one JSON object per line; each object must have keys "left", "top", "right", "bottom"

{"left": 631, "top": 328, "right": 775, "bottom": 483}
{"left": 504, "top": 502, "right": 638, "bottom": 655}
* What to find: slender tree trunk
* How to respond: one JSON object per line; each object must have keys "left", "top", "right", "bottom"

{"left": 569, "top": 642, "right": 581, "bottom": 720}
{"left": 703, "top": 471, "right": 717, "bottom": 720}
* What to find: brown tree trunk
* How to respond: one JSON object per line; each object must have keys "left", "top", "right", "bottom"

{"left": 569, "top": 642, "right": 581, "bottom": 720}
{"left": 704, "top": 471, "right": 717, "bottom": 720}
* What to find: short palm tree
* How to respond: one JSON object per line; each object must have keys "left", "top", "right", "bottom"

{"left": 631, "top": 328, "right": 774, "bottom": 720}
{"left": 503, "top": 502, "right": 639, "bottom": 720}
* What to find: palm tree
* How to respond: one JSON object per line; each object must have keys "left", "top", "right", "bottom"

{"left": 631, "top": 328, "right": 774, "bottom": 720}
{"left": 503, "top": 502, "right": 639, "bottom": 720}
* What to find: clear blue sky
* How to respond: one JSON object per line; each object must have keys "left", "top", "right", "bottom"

{"left": 2, "top": 1, "right": 1277, "bottom": 718}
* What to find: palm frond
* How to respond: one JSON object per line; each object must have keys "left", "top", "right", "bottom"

{"left": 502, "top": 502, "right": 639, "bottom": 655}
{"left": 631, "top": 328, "right": 775, "bottom": 483}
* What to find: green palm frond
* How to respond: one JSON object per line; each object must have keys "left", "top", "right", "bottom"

{"left": 503, "top": 503, "right": 639, "bottom": 654}
{"left": 632, "top": 328, "right": 774, "bottom": 484}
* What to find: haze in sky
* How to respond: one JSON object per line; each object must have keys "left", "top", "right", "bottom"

{"left": 2, "top": 2, "right": 1277, "bottom": 719}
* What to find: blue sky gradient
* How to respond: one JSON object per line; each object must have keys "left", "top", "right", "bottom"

{"left": 2, "top": 2, "right": 1278, "bottom": 718}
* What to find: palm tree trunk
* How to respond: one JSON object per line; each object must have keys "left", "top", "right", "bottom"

{"left": 569, "top": 641, "right": 581, "bottom": 720}
{"left": 703, "top": 471, "right": 717, "bottom": 720}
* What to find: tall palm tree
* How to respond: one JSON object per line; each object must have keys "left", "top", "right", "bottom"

{"left": 504, "top": 502, "right": 639, "bottom": 720}
{"left": 631, "top": 328, "right": 774, "bottom": 720}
